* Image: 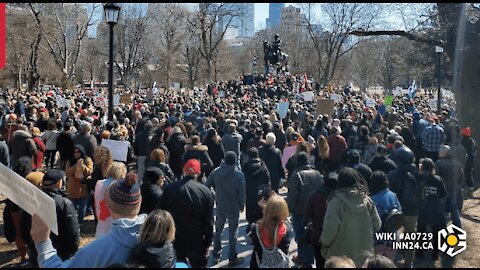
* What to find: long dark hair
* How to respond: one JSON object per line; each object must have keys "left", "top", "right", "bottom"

{"left": 336, "top": 167, "right": 369, "bottom": 194}
{"left": 369, "top": 171, "right": 389, "bottom": 196}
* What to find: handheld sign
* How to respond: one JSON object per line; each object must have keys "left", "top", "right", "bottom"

{"left": 113, "top": 94, "right": 120, "bottom": 106}
{"left": 316, "top": 98, "right": 335, "bottom": 117}
{"left": 330, "top": 94, "right": 342, "bottom": 104}
{"left": 365, "top": 98, "right": 376, "bottom": 108}
{"left": 282, "top": 145, "right": 296, "bottom": 169}
{"left": 302, "top": 91, "right": 315, "bottom": 102}
{"left": 384, "top": 95, "right": 394, "bottom": 107}
{"left": 102, "top": 139, "right": 130, "bottom": 162}
{"left": 0, "top": 163, "right": 58, "bottom": 235}
{"left": 278, "top": 101, "right": 290, "bottom": 119}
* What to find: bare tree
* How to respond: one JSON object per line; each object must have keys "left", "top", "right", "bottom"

{"left": 303, "top": 3, "right": 383, "bottom": 86}
{"left": 29, "top": 3, "right": 99, "bottom": 87}
{"left": 188, "top": 3, "right": 240, "bottom": 82}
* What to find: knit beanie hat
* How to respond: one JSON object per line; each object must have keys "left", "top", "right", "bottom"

{"left": 106, "top": 172, "right": 141, "bottom": 217}
{"left": 248, "top": 147, "right": 259, "bottom": 159}
{"left": 296, "top": 151, "right": 310, "bottom": 166}
{"left": 225, "top": 151, "right": 237, "bottom": 165}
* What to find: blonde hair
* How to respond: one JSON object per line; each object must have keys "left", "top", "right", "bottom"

{"left": 258, "top": 195, "right": 289, "bottom": 246}
{"left": 108, "top": 161, "right": 127, "bottom": 179}
{"left": 368, "top": 137, "right": 378, "bottom": 145}
{"left": 94, "top": 146, "right": 113, "bottom": 178}
{"left": 317, "top": 135, "right": 330, "bottom": 159}
{"left": 139, "top": 209, "right": 176, "bottom": 245}
{"left": 150, "top": 148, "right": 166, "bottom": 163}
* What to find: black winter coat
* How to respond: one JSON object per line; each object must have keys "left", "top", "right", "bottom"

{"left": 156, "top": 177, "right": 214, "bottom": 251}
{"left": 388, "top": 164, "right": 422, "bottom": 216}
{"left": 128, "top": 241, "right": 177, "bottom": 268}
{"left": 368, "top": 155, "right": 398, "bottom": 174}
{"left": 182, "top": 144, "right": 214, "bottom": 178}
{"left": 242, "top": 158, "right": 270, "bottom": 223}
{"left": 140, "top": 183, "right": 163, "bottom": 215}
{"left": 166, "top": 133, "right": 187, "bottom": 177}
{"left": 259, "top": 144, "right": 285, "bottom": 192}
{"left": 56, "top": 131, "right": 75, "bottom": 161}
{"left": 146, "top": 160, "right": 175, "bottom": 183}
{"left": 205, "top": 140, "right": 225, "bottom": 168}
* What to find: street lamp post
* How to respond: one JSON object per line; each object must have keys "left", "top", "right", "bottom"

{"left": 104, "top": 3, "right": 120, "bottom": 121}
{"left": 435, "top": 45, "right": 444, "bottom": 114}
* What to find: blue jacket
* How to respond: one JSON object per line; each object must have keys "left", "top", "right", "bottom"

{"left": 370, "top": 188, "right": 402, "bottom": 222}
{"left": 36, "top": 214, "right": 147, "bottom": 268}
{"left": 206, "top": 163, "right": 245, "bottom": 214}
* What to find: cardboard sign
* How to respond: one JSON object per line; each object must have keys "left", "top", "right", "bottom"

{"left": 302, "top": 91, "right": 315, "bottom": 102}
{"left": 365, "top": 98, "right": 376, "bottom": 107}
{"left": 316, "top": 98, "right": 335, "bottom": 117}
{"left": 0, "top": 163, "right": 58, "bottom": 235}
{"left": 101, "top": 139, "right": 130, "bottom": 162}
{"left": 384, "top": 95, "right": 394, "bottom": 107}
{"left": 120, "top": 94, "right": 131, "bottom": 104}
{"left": 278, "top": 101, "right": 290, "bottom": 119}
{"left": 330, "top": 94, "right": 342, "bottom": 104}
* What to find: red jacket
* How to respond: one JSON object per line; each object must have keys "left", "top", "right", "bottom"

{"left": 327, "top": 134, "right": 347, "bottom": 163}
{"left": 32, "top": 136, "right": 46, "bottom": 170}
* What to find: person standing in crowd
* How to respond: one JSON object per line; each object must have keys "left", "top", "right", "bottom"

{"left": 157, "top": 159, "right": 214, "bottom": 268}
{"left": 145, "top": 127, "right": 170, "bottom": 166}
{"left": 134, "top": 120, "right": 153, "bottom": 184}
{"left": 287, "top": 152, "right": 323, "bottom": 268}
{"left": 89, "top": 146, "right": 113, "bottom": 220}
{"left": 387, "top": 147, "right": 421, "bottom": 268}
{"left": 146, "top": 148, "right": 175, "bottom": 184}
{"left": 29, "top": 174, "right": 147, "bottom": 267}
{"left": 368, "top": 144, "right": 398, "bottom": 175}
{"left": 273, "top": 122, "right": 287, "bottom": 154}
{"left": 422, "top": 117, "right": 445, "bottom": 162}
{"left": 246, "top": 127, "right": 266, "bottom": 152}
{"left": 434, "top": 145, "right": 464, "bottom": 228}
{"left": 461, "top": 127, "right": 477, "bottom": 193}
{"left": 30, "top": 127, "right": 46, "bottom": 171}
{"left": 259, "top": 132, "right": 285, "bottom": 193}
{"left": 249, "top": 194, "right": 293, "bottom": 268}
{"left": 326, "top": 126, "right": 347, "bottom": 173}
{"left": 73, "top": 122, "right": 97, "bottom": 160}
{"left": 127, "top": 209, "right": 188, "bottom": 268}
{"left": 56, "top": 121, "right": 75, "bottom": 170}
{"left": 416, "top": 158, "right": 446, "bottom": 260}
{"left": 166, "top": 125, "right": 188, "bottom": 179}
{"left": 305, "top": 172, "right": 338, "bottom": 268}
{"left": 94, "top": 162, "right": 128, "bottom": 239}
{"left": 182, "top": 135, "right": 214, "bottom": 181}
{"left": 10, "top": 124, "right": 37, "bottom": 168}
{"left": 139, "top": 167, "right": 165, "bottom": 215}
{"left": 222, "top": 123, "right": 243, "bottom": 167}
{"left": 320, "top": 167, "right": 382, "bottom": 268}
{"left": 206, "top": 151, "right": 246, "bottom": 266}
{"left": 0, "top": 133, "right": 10, "bottom": 167}
{"left": 203, "top": 128, "right": 225, "bottom": 169}
{"left": 342, "top": 149, "right": 373, "bottom": 186}
{"left": 242, "top": 147, "right": 271, "bottom": 234}
{"left": 412, "top": 111, "right": 428, "bottom": 164}
{"left": 312, "top": 135, "right": 330, "bottom": 175}
{"left": 42, "top": 121, "right": 60, "bottom": 169}
{"left": 66, "top": 144, "right": 94, "bottom": 226}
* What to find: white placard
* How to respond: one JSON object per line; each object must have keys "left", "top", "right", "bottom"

{"left": 278, "top": 101, "right": 290, "bottom": 119}
{"left": 101, "top": 139, "right": 130, "bottom": 162}
{"left": 113, "top": 94, "right": 120, "bottom": 106}
{"left": 94, "top": 95, "right": 106, "bottom": 108}
{"left": 218, "top": 90, "right": 226, "bottom": 98}
{"left": 330, "top": 94, "right": 342, "bottom": 103}
{"left": 293, "top": 82, "right": 300, "bottom": 93}
{"left": 173, "top": 83, "right": 180, "bottom": 91}
{"left": 365, "top": 98, "right": 376, "bottom": 107}
{"left": 0, "top": 163, "right": 58, "bottom": 235}
{"left": 429, "top": 99, "right": 437, "bottom": 109}
{"left": 302, "top": 91, "right": 315, "bottom": 102}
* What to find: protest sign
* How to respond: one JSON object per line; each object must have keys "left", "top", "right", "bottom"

{"left": 384, "top": 95, "right": 394, "bottom": 107}
{"left": 278, "top": 101, "right": 290, "bottom": 119}
{"left": 429, "top": 99, "right": 437, "bottom": 109}
{"left": 393, "top": 86, "right": 403, "bottom": 96}
{"left": 120, "top": 94, "right": 131, "bottom": 104}
{"left": 330, "top": 94, "right": 342, "bottom": 104}
{"left": 282, "top": 145, "right": 296, "bottom": 169}
{"left": 218, "top": 90, "right": 226, "bottom": 98}
{"left": 302, "top": 91, "right": 315, "bottom": 102}
{"left": 293, "top": 81, "right": 300, "bottom": 93}
{"left": 316, "top": 98, "right": 335, "bottom": 117}
{"left": 101, "top": 139, "right": 130, "bottom": 162}
{"left": 113, "top": 94, "right": 120, "bottom": 106}
{"left": 94, "top": 95, "right": 106, "bottom": 108}
{"left": 0, "top": 163, "right": 58, "bottom": 235}
{"left": 173, "top": 83, "right": 180, "bottom": 91}
{"left": 365, "top": 98, "right": 376, "bottom": 107}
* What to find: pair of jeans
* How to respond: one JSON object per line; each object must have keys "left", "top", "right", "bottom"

{"left": 292, "top": 214, "right": 314, "bottom": 267}
{"left": 445, "top": 197, "right": 462, "bottom": 228}
{"left": 70, "top": 196, "right": 89, "bottom": 225}
{"left": 44, "top": 150, "right": 56, "bottom": 169}
{"left": 213, "top": 211, "right": 239, "bottom": 262}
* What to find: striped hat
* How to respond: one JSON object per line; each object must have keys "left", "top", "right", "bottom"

{"left": 106, "top": 172, "right": 141, "bottom": 217}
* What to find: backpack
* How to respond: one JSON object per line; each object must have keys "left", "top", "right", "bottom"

{"left": 255, "top": 225, "right": 291, "bottom": 268}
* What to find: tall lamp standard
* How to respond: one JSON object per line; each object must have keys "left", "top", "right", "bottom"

{"left": 104, "top": 3, "right": 120, "bottom": 121}
{"left": 435, "top": 45, "right": 444, "bottom": 114}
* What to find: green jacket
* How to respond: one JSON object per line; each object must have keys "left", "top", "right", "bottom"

{"left": 320, "top": 188, "right": 382, "bottom": 267}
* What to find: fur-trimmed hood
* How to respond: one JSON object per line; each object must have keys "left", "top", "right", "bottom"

{"left": 185, "top": 144, "right": 208, "bottom": 152}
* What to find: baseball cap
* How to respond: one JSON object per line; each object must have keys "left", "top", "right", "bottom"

{"left": 42, "top": 170, "right": 66, "bottom": 186}
{"left": 183, "top": 159, "right": 201, "bottom": 176}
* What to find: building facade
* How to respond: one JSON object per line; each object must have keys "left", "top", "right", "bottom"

{"left": 266, "top": 3, "right": 285, "bottom": 29}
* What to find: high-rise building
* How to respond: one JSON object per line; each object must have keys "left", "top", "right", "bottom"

{"left": 280, "top": 5, "right": 303, "bottom": 33}
{"left": 266, "top": 3, "right": 285, "bottom": 28}
{"left": 222, "top": 3, "right": 254, "bottom": 38}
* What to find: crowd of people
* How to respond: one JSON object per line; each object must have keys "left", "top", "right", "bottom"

{"left": 0, "top": 71, "right": 476, "bottom": 268}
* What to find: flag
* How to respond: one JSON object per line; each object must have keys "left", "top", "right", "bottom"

{"left": 407, "top": 80, "right": 417, "bottom": 99}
